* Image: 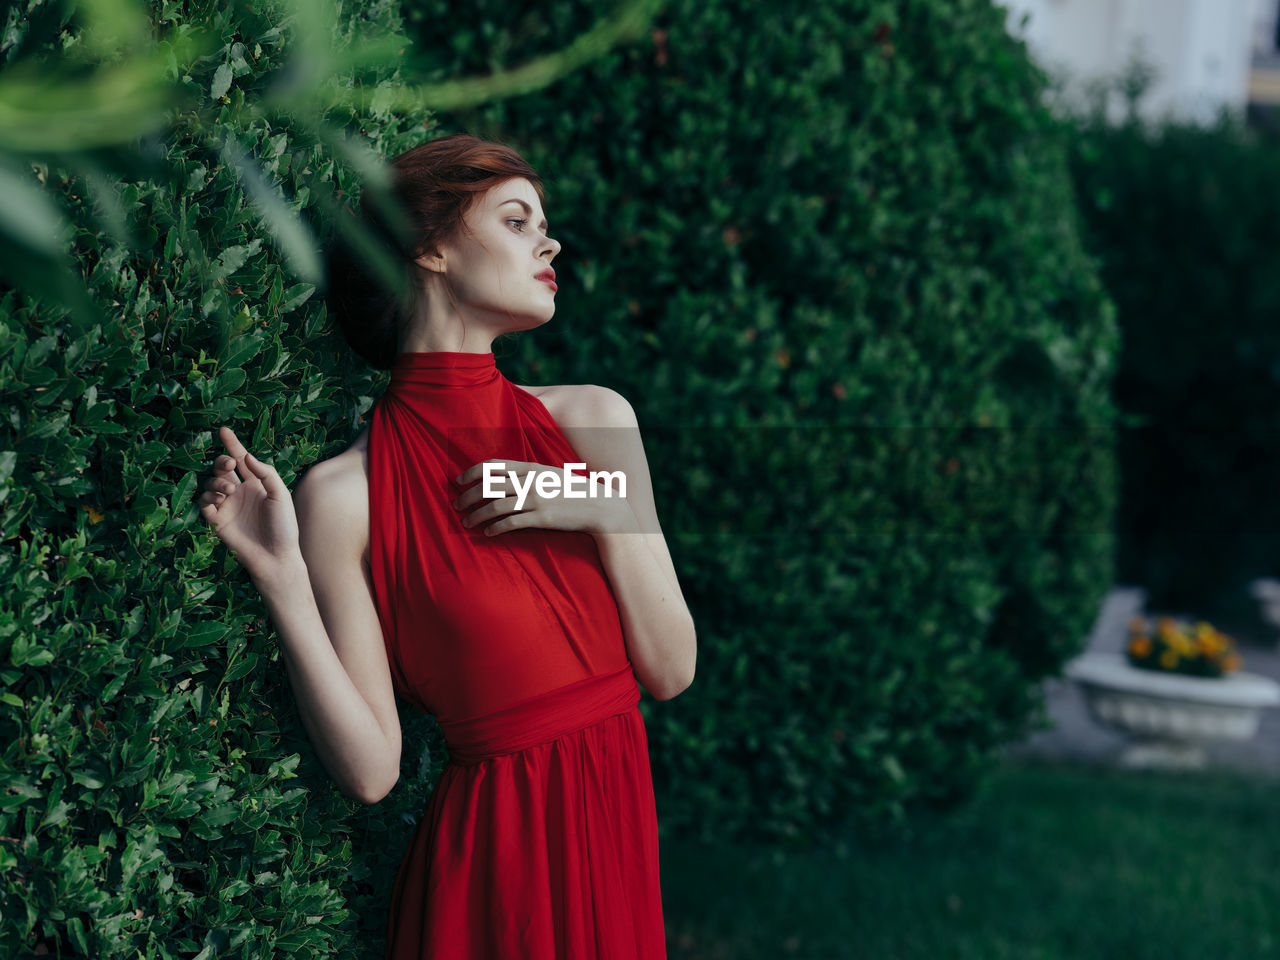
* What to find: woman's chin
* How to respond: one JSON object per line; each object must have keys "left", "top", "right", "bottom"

{"left": 492, "top": 306, "right": 554, "bottom": 335}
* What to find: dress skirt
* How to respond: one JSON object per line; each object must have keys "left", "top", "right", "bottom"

{"left": 384, "top": 665, "right": 667, "bottom": 959}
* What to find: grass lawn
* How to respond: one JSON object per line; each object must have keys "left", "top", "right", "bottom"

{"left": 660, "top": 756, "right": 1280, "bottom": 959}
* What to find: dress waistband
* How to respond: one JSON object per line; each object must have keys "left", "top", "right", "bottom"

{"left": 438, "top": 664, "right": 641, "bottom": 766}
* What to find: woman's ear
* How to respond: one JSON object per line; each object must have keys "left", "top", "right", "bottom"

{"left": 414, "top": 248, "right": 446, "bottom": 274}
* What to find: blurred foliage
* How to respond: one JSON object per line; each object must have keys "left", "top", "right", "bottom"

{"left": 0, "top": 0, "right": 660, "bottom": 956}
{"left": 0, "top": 0, "right": 660, "bottom": 330}
{"left": 1070, "top": 106, "right": 1280, "bottom": 623}
{"left": 413, "top": 0, "right": 1121, "bottom": 844}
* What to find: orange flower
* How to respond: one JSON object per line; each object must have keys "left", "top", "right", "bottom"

{"left": 1131, "top": 615, "right": 1242, "bottom": 674}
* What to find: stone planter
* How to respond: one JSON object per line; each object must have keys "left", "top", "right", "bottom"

{"left": 1064, "top": 651, "right": 1280, "bottom": 770}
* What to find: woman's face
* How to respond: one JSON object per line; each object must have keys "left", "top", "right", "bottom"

{"left": 426, "top": 176, "right": 561, "bottom": 332}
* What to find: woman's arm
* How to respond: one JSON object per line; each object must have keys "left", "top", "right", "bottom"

{"left": 199, "top": 429, "right": 401, "bottom": 803}
{"left": 555, "top": 386, "right": 697, "bottom": 701}
{"left": 256, "top": 554, "right": 403, "bottom": 803}
{"left": 268, "top": 464, "right": 403, "bottom": 802}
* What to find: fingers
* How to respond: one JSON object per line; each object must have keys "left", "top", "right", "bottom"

{"left": 454, "top": 479, "right": 501, "bottom": 510}
{"left": 455, "top": 458, "right": 539, "bottom": 487}
{"left": 219, "top": 424, "right": 247, "bottom": 457}
{"left": 453, "top": 460, "right": 546, "bottom": 498}
{"left": 201, "top": 427, "right": 243, "bottom": 511}
{"left": 201, "top": 427, "right": 280, "bottom": 519}
{"left": 197, "top": 483, "right": 233, "bottom": 522}
{"left": 465, "top": 499, "right": 546, "bottom": 538}
{"left": 211, "top": 456, "right": 239, "bottom": 497}
{"left": 238, "top": 449, "right": 287, "bottom": 499}
{"left": 458, "top": 496, "right": 532, "bottom": 527}
{"left": 453, "top": 470, "right": 521, "bottom": 510}
{"left": 453, "top": 462, "right": 569, "bottom": 521}
{"left": 213, "top": 426, "right": 247, "bottom": 486}
{"left": 213, "top": 425, "right": 284, "bottom": 497}
{"left": 200, "top": 479, "right": 236, "bottom": 503}
{"left": 459, "top": 495, "right": 524, "bottom": 529}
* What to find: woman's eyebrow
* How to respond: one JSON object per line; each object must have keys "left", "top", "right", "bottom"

{"left": 498, "top": 198, "right": 548, "bottom": 232}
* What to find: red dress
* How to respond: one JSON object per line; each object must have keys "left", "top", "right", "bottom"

{"left": 366, "top": 350, "right": 667, "bottom": 958}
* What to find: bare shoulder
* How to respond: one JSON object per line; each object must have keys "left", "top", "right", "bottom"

{"left": 512, "top": 383, "right": 636, "bottom": 430}
{"left": 295, "top": 427, "right": 371, "bottom": 564}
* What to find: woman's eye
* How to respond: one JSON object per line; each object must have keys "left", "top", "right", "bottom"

{"left": 508, "top": 218, "right": 527, "bottom": 230}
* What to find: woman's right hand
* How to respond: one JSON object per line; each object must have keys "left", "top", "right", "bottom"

{"left": 197, "top": 426, "right": 302, "bottom": 588}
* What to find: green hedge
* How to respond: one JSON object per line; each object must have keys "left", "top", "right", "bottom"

{"left": 1070, "top": 113, "right": 1280, "bottom": 620}
{"left": 0, "top": 0, "right": 449, "bottom": 955}
{"left": 412, "top": 0, "right": 1120, "bottom": 840}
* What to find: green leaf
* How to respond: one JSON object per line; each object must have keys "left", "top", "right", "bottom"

{"left": 71, "top": 766, "right": 106, "bottom": 790}
{"left": 66, "top": 917, "right": 90, "bottom": 954}
{"left": 173, "top": 471, "right": 198, "bottom": 514}
{"left": 10, "top": 634, "right": 55, "bottom": 667}
{"left": 40, "top": 799, "right": 72, "bottom": 830}
{"left": 0, "top": 157, "right": 68, "bottom": 256}
{"left": 211, "top": 240, "right": 262, "bottom": 281}
{"left": 183, "top": 620, "right": 227, "bottom": 649}
{"left": 224, "top": 138, "right": 322, "bottom": 284}
{"left": 280, "top": 282, "right": 316, "bottom": 313}
{"left": 214, "top": 367, "right": 247, "bottom": 397}
{"left": 211, "top": 62, "right": 233, "bottom": 99}
{"left": 222, "top": 332, "right": 266, "bottom": 368}
{"left": 223, "top": 651, "right": 259, "bottom": 684}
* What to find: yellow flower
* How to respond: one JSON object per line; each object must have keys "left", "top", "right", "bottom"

{"left": 1129, "top": 636, "right": 1152, "bottom": 657}
{"left": 1199, "top": 633, "right": 1224, "bottom": 656}
{"left": 1166, "top": 630, "right": 1194, "bottom": 657}
{"left": 1159, "top": 649, "right": 1179, "bottom": 670}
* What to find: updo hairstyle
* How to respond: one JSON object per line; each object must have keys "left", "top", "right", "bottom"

{"left": 321, "top": 133, "right": 544, "bottom": 370}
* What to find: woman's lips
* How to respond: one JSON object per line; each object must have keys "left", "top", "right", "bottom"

{"left": 537, "top": 277, "right": 558, "bottom": 291}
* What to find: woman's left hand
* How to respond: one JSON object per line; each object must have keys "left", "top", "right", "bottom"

{"left": 451, "top": 458, "right": 637, "bottom": 538}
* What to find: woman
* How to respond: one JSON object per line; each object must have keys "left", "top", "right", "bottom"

{"left": 196, "top": 133, "right": 697, "bottom": 958}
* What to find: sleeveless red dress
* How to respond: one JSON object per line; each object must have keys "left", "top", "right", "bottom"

{"left": 366, "top": 350, "right": 666, "bottom": 959}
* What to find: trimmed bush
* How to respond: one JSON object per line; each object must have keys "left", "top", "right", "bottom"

{"left": 1070, "top": 112, "right": 1280, "bottom": 622}
{"left": 408, "top": 0, "right": 1121, "bottom": 841}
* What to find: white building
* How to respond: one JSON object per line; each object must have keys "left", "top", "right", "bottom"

{"left": 1251, "top": 0, "right": 1280, "bottom": 106}
{"left": 999, "top": 0, "right": 1265, "bottom": 124}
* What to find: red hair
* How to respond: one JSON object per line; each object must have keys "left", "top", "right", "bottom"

{"left": 323, "top": 134, "right": 544, "bottom": 370}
